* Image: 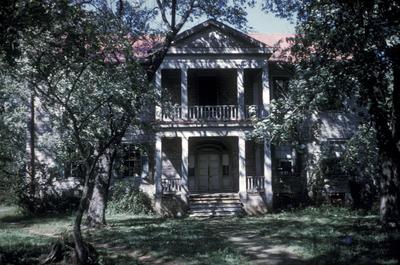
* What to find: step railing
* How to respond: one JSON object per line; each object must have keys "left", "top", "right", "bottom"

{"left": 246, "top": 176, "right": 265, "bottom": 193}
{"left": 161, "top": 178, "right": 182, "bottom": 194}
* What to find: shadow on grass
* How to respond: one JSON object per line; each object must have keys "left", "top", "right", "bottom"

{"left": 0, "top": 211, "right": 73, "bottom": 229}
{"left": 0, "top": 244, "right": 48, "bottom": 265}
{"left": 88, "top": 216, "right": 253, "bottom": 264}
{"left": 87, "top": 212, "right": 400, "bottom": 265}
{"left": 1, "top": 206, "right": 399, "bottom": 265}
{"left": 88, "top": 216, "right": 310, "bottom": 265}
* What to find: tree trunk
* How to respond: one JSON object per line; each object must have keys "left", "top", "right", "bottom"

{"left": 379, "top": 154, "right": 400, "bottom": 227}
{"left": 363, "top": 46, "right": 400, "bottom": 228}
{"left": 29, "top": 90, "right": 36, "bottom": 197}
{"left": 379, "top": 45, "right": 400, "bottom": 228}
{"left": 73, "top": 163, "right": 97, "bottom": 265}
{"left": 86, "top": 149, "right": 115, "bottom": 227}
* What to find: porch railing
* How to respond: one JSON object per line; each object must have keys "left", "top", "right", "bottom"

{"left": 161, "top": 178, "right": 182, "bottom": 194}
{"left": 246, "top": 176, "right": 265, "bottom": 193}
{"left": 189, "top": 105, "right": 239, "bottom": 121}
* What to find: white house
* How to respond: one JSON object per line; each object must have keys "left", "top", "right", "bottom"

{"left": 119, "top": 19, "right": 356, "bottom": 217}
{"left": 28, "top": 19, "right": 356, "bottom": 217}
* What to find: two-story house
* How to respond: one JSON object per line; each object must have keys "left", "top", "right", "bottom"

{"left": 123, "top": 19, "right": 301, "bottom": 217}
{"left": 27, "top": 19, "right": 356, "bottom": 216}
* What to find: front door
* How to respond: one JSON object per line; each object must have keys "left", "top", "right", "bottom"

{"left": 197, "top": 154, "right": 220, "bottom": 192}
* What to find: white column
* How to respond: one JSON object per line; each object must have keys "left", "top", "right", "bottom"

{"left": 155, "top": 135, "right": 162, "bottom": 195}
{"left": 262, "top": 64, "right": 270, "bottom": 116}
{"left": 237, "top": 68, "right": 245, "bottom": 120}
{"left": 181, "top": 136, "right": 189, "bottom": 202}
{"left": 238, "top": 136, "right": 246, "bottom": 193}
{"left": 264, "top": 140, "right": 273, "bottom": 208}
{"left": 255, "top": 143, "right": 262, "bottom": 176}
{"left": 181, "top": 68, "right": 188, "bottom": 120}
{"left": 155, "top": 69, "right": 162, "bottom": 120}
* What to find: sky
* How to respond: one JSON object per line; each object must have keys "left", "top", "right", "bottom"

{"left": 245, "top": 2, "right": 295, "bottom": 34}
{"left": 146, "top": 1, "right": 295, "bottom": 34}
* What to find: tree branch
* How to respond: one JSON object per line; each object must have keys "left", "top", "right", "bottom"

{"left": 156, "top": 0, "right": 171, "bottom": 30}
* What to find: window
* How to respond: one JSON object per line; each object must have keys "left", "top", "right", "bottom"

{"left": 121, "top": 145, "right": 142, "bottom": 178}
{"left": 320, "top": 139, "right": 347, "bottom": 176}
{"left": 278, "top": 160, "right": 293, "bottom": 173}
{"left": 272, "top": 77, "right": 289, "bottom": 99}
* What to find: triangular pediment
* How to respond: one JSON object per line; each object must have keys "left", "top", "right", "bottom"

{"left": 175, "top": 25, "right": 255, "bottom": 49}
{"left": 169, "top": 20, "right": 272, "bottom": 54}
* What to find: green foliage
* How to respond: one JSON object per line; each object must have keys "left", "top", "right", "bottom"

{"left": 16, "top": 188, "right": 81, "bottom": 215}
{"left": 341, "top": 124, "right": 379, "bottom": 182}
{"left": 255, "top": 0, "right": 399, "bottom": 143}
{"left": 258, "top": 0, "right": 400, "bottom": 223}
{"left": 0, "top": 64, "right": 28, "bottom": 204}
{"left": 107, "top": 181, "right": 153, "bottom": 215}
{"left": 341, "top": 124, "right": 379, "bottom": 209}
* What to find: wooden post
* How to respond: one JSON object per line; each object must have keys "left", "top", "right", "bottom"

{"left": 237, "top": 68, "right": 245, "bottom": 120}
{"left": 264, "top": 140, "right": 273, "bottom": 209}
{"left": 155, "top": 69, "right": 162, "bottom": 120}
{"left": 181, "top": 136, "right": 189, "bottom": 203}
{"left": 238, "top": 136, "right": 246, "bottom": 193}
{"left": 262, "top": 64, "right": 270, "bottom": 116}
{"left": 181, "top": 68, "right": 188, "bottom": 120}
{"left": 155, "top": 135, "right": 162, "bottom": 195}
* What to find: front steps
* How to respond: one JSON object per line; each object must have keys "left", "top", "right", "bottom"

{"left": 188, "top": 193, "right": 244, "bottom": 217}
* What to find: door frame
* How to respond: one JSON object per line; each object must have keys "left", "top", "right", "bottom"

{"left": 193, "top": 143, "right": 229, "bottom": 193}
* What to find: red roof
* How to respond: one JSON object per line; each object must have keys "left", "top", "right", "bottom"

{"left": 107, "top": 32, "right": 295, "bottom": 62}
{"left": 249, "top": 33, "right": 295, "bottom": 61}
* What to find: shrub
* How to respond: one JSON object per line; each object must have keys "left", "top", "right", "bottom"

{"left": 15, "top": 180, "right": 81, "bottom": 215}
{"left": 107, "top": 180, "right": 153, "bottom": 215}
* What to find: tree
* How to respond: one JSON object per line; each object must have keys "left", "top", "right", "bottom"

{"left": 256, "top": 0, "right": 400, "bottom": 227}
{"left": 13, "top": 1, "right": 153, "bottom": 263}
{"left": 2, "top": 0, "right": 256, "bottom": 262}
{"left": 84, "top": 0, "right": 257, "bottom": 226}
{"left": 341, "top": 124, "right": 379, "bottom": 210}
{"left": 144, "top": 0, "right": 256, "bottom": 79}
{"left": 0, "top": 63, "right": 28, "bottom": 204}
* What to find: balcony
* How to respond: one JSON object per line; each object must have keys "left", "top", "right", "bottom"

{"left": 161, "top": 104, "right": 264, "bottom": 122}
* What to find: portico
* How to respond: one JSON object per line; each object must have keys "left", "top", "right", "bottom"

{"left": 153, "top": 19, "right": 274, "bottom": 215}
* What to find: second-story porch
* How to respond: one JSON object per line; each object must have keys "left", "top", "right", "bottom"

{"left": 156, "top": 67, "right": 270, "bottom": 123}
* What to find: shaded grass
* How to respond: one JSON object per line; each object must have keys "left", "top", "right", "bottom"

{"left": 88, "top": 214, "right": 250, "bottom": 265}
{"left": 0, "top": 205, "right": 74, "bottom": 264}
{"left": 0, "top": 205, "right": 399, "bottom": 264}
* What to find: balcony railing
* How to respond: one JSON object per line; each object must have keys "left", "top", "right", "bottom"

{"left": 189, "top": 105, "right": 239, "bottom": 121}
{"left": 160, "top": 104, "right": 264, "bottom": 122}
{"left": 245, "top": 105, "right": 263, "bottom": 119}
{"left": 246, "top": 176, "right": 265, "bottom": 193}
{"left": 162, "top": 105, "right": 182, "bottom": 121}
{"left": 161, "top": 178, "right": 182, "bottom": 194}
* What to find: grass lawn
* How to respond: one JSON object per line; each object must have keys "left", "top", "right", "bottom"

{"left": 0, "top": 205, "right": 399, "bottom": 265}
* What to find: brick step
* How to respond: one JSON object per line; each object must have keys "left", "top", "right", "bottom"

{"left": 189, "top": 204, "right": 242, "bottom": 210}
{"left": 188, "top": 210, "right": 243, "bottom": 218}
{"left": 190, "top": 193, "right": 238, "bottom": 198}
{"left": 189, "top": 193, "right": 243, "bottom": 217}
{"left": 190, "top": 199, "right": 240, "bottom": 204}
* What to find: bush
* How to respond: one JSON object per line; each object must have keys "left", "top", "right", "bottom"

{"left": 15, "top": 180, "right": 81, "bottom": 215}
{"left": 107, "top": 181, "right": 153, "bottom": 215}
